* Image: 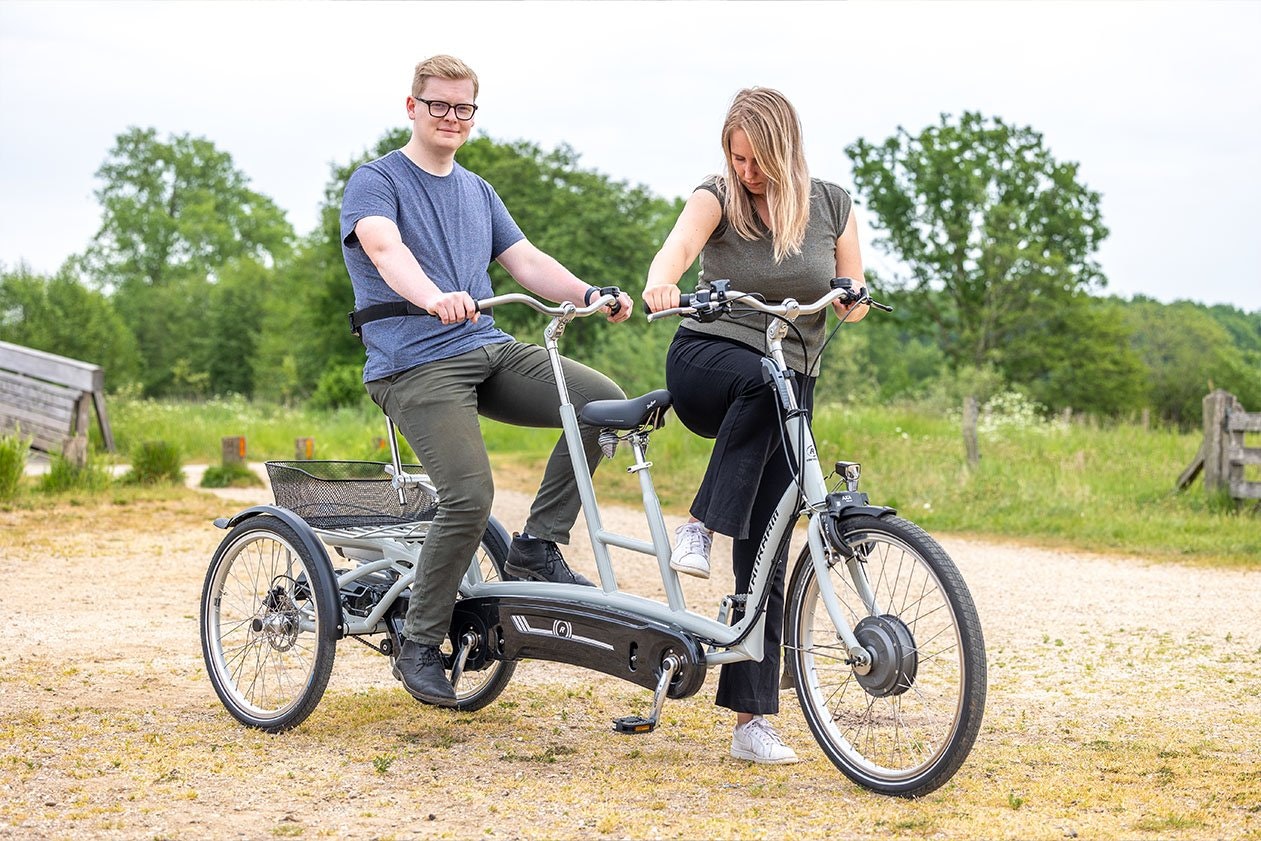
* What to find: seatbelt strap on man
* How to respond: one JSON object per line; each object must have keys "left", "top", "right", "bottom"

{"left": 348, "top": 301, "right": 430, "bottom": 339}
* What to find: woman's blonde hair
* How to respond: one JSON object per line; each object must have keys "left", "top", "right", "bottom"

{"left": 412, "top": 54, "right": 479, "bottom": 99}
{"left": 720, "top": 87, "right": 810, "bottom": 263}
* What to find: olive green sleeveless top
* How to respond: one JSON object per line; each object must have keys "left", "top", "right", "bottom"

{"left": 679, "top": 175, "right": 853, "bottom": 376}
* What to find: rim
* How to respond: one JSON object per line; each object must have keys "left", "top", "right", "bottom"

{"left": 797, "top": 530, "right": 966, "bottom": 781}
{"left": 208, "top": 531, "right": 322, "bottom": 721}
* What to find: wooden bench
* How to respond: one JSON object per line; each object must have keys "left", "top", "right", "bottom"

{"left": 0, "top": 340, "right": 115, "bottom": 460}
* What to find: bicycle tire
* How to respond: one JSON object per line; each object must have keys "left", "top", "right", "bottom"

{"left": 200, "top": 515, "right": 338, "bottom": 732}
{"left": 785, "top": 514, "right": 986, "bottom": 797}
{"left": 397, "top": 524, "right": 517, "bottom": 712}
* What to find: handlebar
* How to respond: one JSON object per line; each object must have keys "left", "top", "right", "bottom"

{"left": 455, "top": 287, "right": 623, "bottom": 319}
{"left": 645, "top": 277, "right": 892, "bottom": 323}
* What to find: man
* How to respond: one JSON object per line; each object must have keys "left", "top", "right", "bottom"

{"left": 340, "top": 54, "right": 632, "bottom": 707}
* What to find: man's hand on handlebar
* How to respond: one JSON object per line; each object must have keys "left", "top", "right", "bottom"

{"left": 423, "top": 290, "right": 480, "bottom": 325}
{"left": 584, "top": 285, "right": 633, "bottom": 322}
{"left": 604, "top": 289, "right": 634, "bottom": 323}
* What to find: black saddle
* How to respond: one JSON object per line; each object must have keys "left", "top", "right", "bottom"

{"left": 578, "top": 389, "right": 672, "bottom": 430}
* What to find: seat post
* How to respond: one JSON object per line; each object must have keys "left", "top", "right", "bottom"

{"left": 385, "top": 415, "right": 407, "bottom": 505}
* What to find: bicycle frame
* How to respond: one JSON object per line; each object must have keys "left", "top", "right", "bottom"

{"left": 373, "top": 289, "right": 879, "bottom": 670}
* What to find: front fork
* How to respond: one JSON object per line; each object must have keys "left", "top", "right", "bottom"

{"left": 805, "top": 516, "right": 874, "bottom": 673}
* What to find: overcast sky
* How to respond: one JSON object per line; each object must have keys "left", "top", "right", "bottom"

{"left": 2, "top": 0, "right": 1258, "bottom": 311}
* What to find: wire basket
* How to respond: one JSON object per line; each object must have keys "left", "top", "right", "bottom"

{"left": 265, "top": 460, "right": 438, "bottom": 528}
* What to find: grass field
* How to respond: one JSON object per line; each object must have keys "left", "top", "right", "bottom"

{"left": 73, "top": 394, "right": 1261, "bottom": 569}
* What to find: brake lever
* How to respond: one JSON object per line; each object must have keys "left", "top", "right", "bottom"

{"left": 863, "top": 290, "right": 894, "bottom": 312}
{"left": 843, "top": 283, "right": 894, "bottom": 313}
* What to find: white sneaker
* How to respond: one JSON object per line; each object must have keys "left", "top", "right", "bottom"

{"left": 669, "top": 521, "right": 712, "bottom": 579}
{"left": 731, "top": 716, "right": 799, "bottom": 765}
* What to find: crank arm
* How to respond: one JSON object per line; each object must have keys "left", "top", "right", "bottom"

{"left": 449, "top": 631, "right": 477, "bottom": 690}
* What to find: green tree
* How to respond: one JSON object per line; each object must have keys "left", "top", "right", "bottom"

{"left": 0, "top": 262, "right": 141, "bottom": 387}
{"left": 999, "top": 295, "right": 1147, "bottom": 414}
{"left": 199, "top": 257, "right": 271, "bottom": 397}
{"left": 846, "top": 112, "right": 1109, "bottom": 383}
{"left": 81, "top": 128, "right": 294, "bottom": 395}
{"left": 1123, "top": 297, "right": 1261, "bottom": 425}
{"left": 254, "top": 140, "right": 404, "bottom": 402}
{"left": 815, "top": 285, "right": 948, "bottom": 405}
{"left": 1205, "top": 304, "right": 1261, "bottom": 397}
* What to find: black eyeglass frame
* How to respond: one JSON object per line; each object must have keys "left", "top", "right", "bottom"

{"left": 414, "top": 97, "right": 478, "bottom": 121}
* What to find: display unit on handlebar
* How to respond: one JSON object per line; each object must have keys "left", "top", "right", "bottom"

{"left": 199, "top": 281, "right": 986, "bottom": 797}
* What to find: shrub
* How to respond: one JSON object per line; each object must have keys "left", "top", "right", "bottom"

{"left": 978, "top": 391, "right": 1063, "bottom": 436}
{"left": 309, "top": 363, "right": 369, "bottom": 410}
{"left": 0, "top": 427, "right": 31, "bottom": 501}
{"left": 38, "top": 450, "right": 113, "bottom": 493}
{"left": 201, "top": 462, "right": 264, "bottom": 488}
{"left": 123, "top": 440, "right": 185, "bottom": 485}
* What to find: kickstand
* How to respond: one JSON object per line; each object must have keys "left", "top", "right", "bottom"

{"left": 613, "top": 654, "right": 680, "bottom": 734}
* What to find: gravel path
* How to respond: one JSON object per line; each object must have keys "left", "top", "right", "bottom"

{"left": 1, "top": 468, "right": 1257, "bottom": 839}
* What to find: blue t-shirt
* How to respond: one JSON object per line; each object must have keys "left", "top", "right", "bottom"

{"left": 340, "top": 150, "right": 526, "bottom": 381}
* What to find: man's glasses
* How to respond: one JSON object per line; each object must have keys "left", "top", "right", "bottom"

{"left": 414, "top": 98, "right": 478, "bottom": 121}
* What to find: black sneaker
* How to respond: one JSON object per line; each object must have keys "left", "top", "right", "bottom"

{"left": 504, "top": 534, "right": 595, "bottom": 586}
{"left": 392, "top": 640, "right": 457, "bottom": 706}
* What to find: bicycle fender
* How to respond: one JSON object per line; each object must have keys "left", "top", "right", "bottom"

{"left": 827, "top": 491, "right": 897, "bottom": 521}
{"left": 483, "top": 514, "right": 511, "bottom": 552}
{"left": 213, "top": 504, "right": 345, "bottom": 639}
{"left": 823, "top": 492, "right": 896, "bottom": 560}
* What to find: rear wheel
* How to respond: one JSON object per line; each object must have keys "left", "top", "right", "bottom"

{"left": 785, "top": 514, "right": 986, "bottom": 796}
{"left": 201, "top": 516, "right": 338, "bottom": 732}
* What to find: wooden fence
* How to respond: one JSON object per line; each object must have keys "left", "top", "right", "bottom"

{"left": 1177, "top": 389, "right": 1261, "bottom": 502}
{"left": 0, "top": 341, "right": 115, "bottom": 463}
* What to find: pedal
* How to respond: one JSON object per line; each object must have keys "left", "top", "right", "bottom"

{"left": 448, "top": 631, "right": 477, "bottom": 690}
{"left": 610, "top": 654, "right": 680, "bottom": 735}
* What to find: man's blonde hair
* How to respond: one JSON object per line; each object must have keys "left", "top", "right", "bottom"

{"left": 412, "top": 54, "right": 479, "bottom": 99}
{"left": 720, "top": 87, "right": 810, "bottom": 263}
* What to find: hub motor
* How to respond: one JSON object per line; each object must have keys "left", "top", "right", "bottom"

{"left": 852, "top": 614, "right": 918, "bottom": 697}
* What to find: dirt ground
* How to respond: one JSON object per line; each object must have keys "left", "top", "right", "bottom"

{"left": 1, "top": 467, "right": 1259, "bottom": 840}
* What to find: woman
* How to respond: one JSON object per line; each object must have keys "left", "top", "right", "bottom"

{"left": 641, "top": 87, "right": 869, "bottom": 764}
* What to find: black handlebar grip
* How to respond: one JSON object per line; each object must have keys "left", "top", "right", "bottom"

{"left": 602, "top": 285, "right": 623, "bottom": 316}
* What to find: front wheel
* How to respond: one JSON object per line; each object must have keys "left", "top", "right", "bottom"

{"left": 200, "top": 515, "right": 338, "bottom": 732}
{"left": 785, "top": 514, "right": 986, "bottom": 797}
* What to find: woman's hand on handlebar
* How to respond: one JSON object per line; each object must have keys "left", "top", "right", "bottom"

{"left": 832, "top": 289, "right": 870, "bottom": 322}
{"left": 641, "top": 283, "right": 681, "bottom": 316}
